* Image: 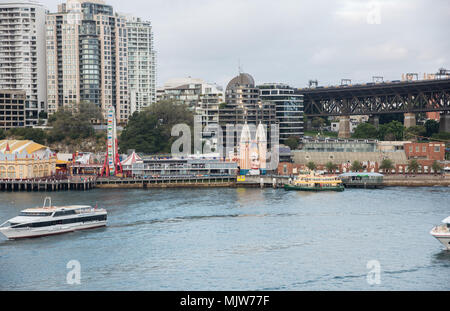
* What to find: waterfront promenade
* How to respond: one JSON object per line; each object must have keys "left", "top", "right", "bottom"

{"left": 0, "top": 174, "right": 448, "bottom": 191}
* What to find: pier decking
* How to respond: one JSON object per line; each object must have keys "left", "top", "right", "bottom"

{"left": 96, "top": 176, "right": 236, "bottom": 189}
{"left": 0, "top": 177, "right": 96, "bottom": 192}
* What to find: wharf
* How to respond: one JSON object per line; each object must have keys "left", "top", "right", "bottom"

{"left": 235, "top": 175, "right": 291, "bottom": 188}
{"left": 0, "top": 177, "right": 96, "bottom": 192}
{"left": 96, "top": 176, "right": 236, "bottom": 189}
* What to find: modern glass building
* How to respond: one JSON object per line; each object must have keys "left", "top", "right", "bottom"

{"left": 258, "top": 83, "right": 304, "bottom": 143}
{"left": 46, "top": 0, "right": 130, "bottom": 123}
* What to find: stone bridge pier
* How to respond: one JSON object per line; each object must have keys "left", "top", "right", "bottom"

{"left": 404, "top": 113, "right": 416, "bottom": 128}
{"left": 338, "top": 116, "right": 351, "bottom": 138}
{"left": 440, "top": 113, "right": 450, "bottom": 132}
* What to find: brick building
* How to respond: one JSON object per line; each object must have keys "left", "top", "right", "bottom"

{"left": 404, "top": 142, "right": 445, "bottom": 168}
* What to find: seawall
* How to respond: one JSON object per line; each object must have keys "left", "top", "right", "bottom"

{"left": 382, "top": 175, "right": 450, "bottom": 187}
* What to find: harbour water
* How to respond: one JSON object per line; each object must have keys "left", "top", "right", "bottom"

{"left": 0, "top": 187, "right": 449, "bottom": 290}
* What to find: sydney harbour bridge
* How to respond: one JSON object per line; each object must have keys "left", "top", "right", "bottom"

{"left": 298, "top": 76, "right": 450, "bottom": 138}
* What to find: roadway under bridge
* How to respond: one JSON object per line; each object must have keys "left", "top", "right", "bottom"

{"left": 299, "top": 79, "right": 450, "bottom": 137}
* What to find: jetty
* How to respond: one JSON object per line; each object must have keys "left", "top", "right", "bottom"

{"left": 0, "top": 176, "right": 96, "bottom": 192}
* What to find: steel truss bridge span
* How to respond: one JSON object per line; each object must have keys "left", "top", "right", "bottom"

{"left": 299, "top": 79, "right": 450, "bottom": 117}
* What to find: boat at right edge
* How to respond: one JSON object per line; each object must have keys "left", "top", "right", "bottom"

{"left": 430, "top": 216, "right": 450, "bottom": 250}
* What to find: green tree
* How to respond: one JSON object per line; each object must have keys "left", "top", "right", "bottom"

{"left": 378, "top": 120, "right": 404, "bottom": 141}
{"left": 379, "top": 158, "right": 394, "bottom": 173}
{"left": 431, "top": 132, "right": 450, "bottom": 141}
{"left": 285, "top": 136, "right": 300, "bottom": 150}
{"left": 350, "top": 160, "right": 363, "bottom": 172}
{"left": 325, "top": 161, "right": 338, "bottom": 173}
{"left": 47, "top": 102, "right": 102, "bottom": 143}
{"left": 306, "top": 161, "right": 317, "bottom": 171}
{"left": 119, "top": 100, "right": 194, "bottom": 154}
{"left": 405, "top": 125, "right": 426, "bottom": 140}
{"left": 6, "top": 128, "right": 47, "bottom": 145}
{"left": 311, "top": 117, "right": 325, "bottom": 130}
{"left": 424, "top": 119, "right": 440, "bottom": 137}
{"left": 407, "top": 159, "right": 420, "bottom": 173}
{"left": 431, "top": 161, "right": 442, "bottom": 174}
{"left": 0, "top": 129, "right": 5, "bottom": 140}
{"left": 352, "top": 122, "right": 378, "bottom": 139}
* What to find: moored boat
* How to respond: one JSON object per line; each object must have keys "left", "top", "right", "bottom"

{"left": 0, "top": 197, "right": 107, "bottom": 240}
{"left": 284, "top": 173, "right": 344, "bottom": 192}
{"left": 430, "top": 217, "right": 450, "bottom": 250}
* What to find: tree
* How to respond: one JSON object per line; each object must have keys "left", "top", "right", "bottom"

{"left": 352, "top": 122, "right": 378, "bottom": 139}
{"left": 378, "top": 120, "right": 404, "bottom": 141}
{"left": 432, "top": 132, "right": 450, "bottom": 141}
{"left": 47, "top": 102, "right": 102, "bottom": 143}
{"left": 405, "top": 125, "right": 426, "bottom": 140}
{"left": 325, "top": 161, "right": 338, "bottom": 173}
{"left": 285, "top": 136, "right": 300, "bottom": 150}
{"left": 350, "top": 160, "right": 363, "bottom": 172}
{"left": 311, "top": 117, "right": 325, "bottom": 130}
{"left": 0, "top": 129, "right": 6, "bottom": 140}
{"left": 6, "top": 128, "right": 46, "bottom": 145}
{"left": 407, "top": 159, "right": 420, "bottom": 173}
{"left": 119, "top": 100, "right": 194, "bottom": 154}
{"left": 379, "top": 158, "right": 394, "bottom": 173}
{"left": 424, "top": 119, "right": 440, "bottom": 137}
{"left": 306, "top": 161, "right": 316, "bottom": 171}
{"left": 432, "top": 161, "right": 442, "bottom": 174}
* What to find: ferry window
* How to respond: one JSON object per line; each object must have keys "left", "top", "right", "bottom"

{"left": 54, "top": 210, "right": 76, "bottom": 217}
{"left": 19, "top": 212, "right": 52, "bottom": 217}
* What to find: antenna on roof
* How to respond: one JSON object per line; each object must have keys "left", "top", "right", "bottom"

{"left": 238, "top": 59, "right": 243, "bottom": 75}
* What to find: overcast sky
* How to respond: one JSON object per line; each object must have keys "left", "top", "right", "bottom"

{"left": 39, "top": 0, "right": 450, "bottom": 88}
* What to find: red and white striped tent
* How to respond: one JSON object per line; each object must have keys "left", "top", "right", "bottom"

{"left": 121, "top": 151, "right": 142, "bottom": 168}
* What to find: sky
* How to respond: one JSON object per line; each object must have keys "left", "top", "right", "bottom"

{"left": 39, "top": 0, "right": 450, "bottom": 89}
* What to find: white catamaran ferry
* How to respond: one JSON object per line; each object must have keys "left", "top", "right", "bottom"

{"left": 0, "top": 197, "right": 107, "bottom": 240}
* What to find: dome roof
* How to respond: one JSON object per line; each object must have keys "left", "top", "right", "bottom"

{"left": 226, "top": 73, "right": 255, "bottom": 91}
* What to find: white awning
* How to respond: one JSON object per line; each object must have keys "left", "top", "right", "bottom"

{"left": 442, "top": 216, "right": 450, "bottom": 224}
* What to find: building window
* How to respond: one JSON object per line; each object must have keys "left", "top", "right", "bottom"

{"left": 435, "top": 146, "right": 440, "bottom": 152}
{"left": 7, "top": 166, "right": 15, "bottom": 179}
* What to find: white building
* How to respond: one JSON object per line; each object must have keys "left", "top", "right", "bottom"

{"left": 125, "top": 15, "right": 156, "bottom": 114}
{"left": 158, "top": 77, "right": 224, "bottom": 151}
{"left": 0, "top": 0, "right": 47, "bottom": 126}
{"left": 158, "top": 77, "right": 224, "bottom": 111}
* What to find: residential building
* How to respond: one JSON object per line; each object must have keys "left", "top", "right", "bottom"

{"left": 46, "top": 0, "right": 130, "bottom": 123}
{"left": 125, "top": 15, "right": 156, "bottom": 114}
{"left": 0, "top": 0, "right": 47, "bottom": 126}
{"left": 258, "top": 83, "right": 304, "bottom": 143}
{"left": 218, "top": 73, "right": 276, "bottom": 152}
{"left": 158, "top": 77, "right": 224, "bottom": 110}
{"left": 0, "top": 90, "right": 26, "bottom": 129}
{"left": 158, "top": 77, "right": 225, "bottom": 151}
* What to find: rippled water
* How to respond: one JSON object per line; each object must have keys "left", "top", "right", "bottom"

{"left": 0, "top": 187, "right": 449, "bottom": 290}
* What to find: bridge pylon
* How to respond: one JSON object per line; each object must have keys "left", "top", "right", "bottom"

{"left": 440, "top": 113, "right": 450, "bottom": 133}
{"left": 338, "top": 116, "right": 351, "bottom": 138}
{"left": 404, "top": 113, "right": 416, "bottom": 128}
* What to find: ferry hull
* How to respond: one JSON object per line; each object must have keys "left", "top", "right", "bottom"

{"left": 0, "top": 221, "right": 106, "bottom": 240}
{"left": 431, "top": 233, "right": 450, "bottom": 250}
{"left": 284, "top": 184, "right": 344, "bottom": 192}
